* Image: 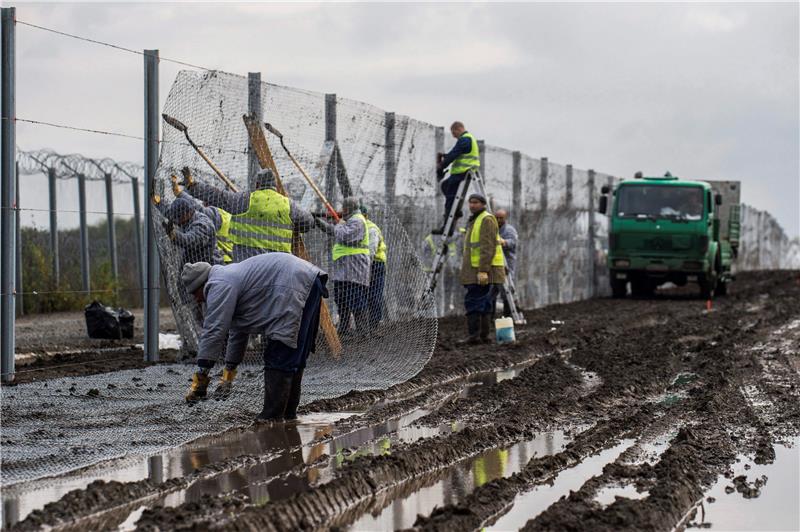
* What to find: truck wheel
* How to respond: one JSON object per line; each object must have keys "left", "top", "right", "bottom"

{"left": 610, "top": 278, "right": 627, "bottom": 298}
{"left": 631, "top": 278, "right": 653, "bottom": 298}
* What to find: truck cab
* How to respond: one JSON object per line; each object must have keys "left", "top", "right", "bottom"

{"left": 599, "top": 173, "right": 740, "bottom": 298}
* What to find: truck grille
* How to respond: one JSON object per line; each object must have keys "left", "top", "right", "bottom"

{"left": 618, "top": 233, "right": 694, "bottom": 252}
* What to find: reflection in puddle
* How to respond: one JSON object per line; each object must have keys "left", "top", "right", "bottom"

{"left": 692, "top": 438, "right": 799, "bottom": 531}
{"left": 489, "top": 439, "right": 635, "bottom": 530}
{"left": 349, "top": 431, "right": 569, "bottom": 531}
{"left": 594, "top": 483, "right": 648, "bottom": 507}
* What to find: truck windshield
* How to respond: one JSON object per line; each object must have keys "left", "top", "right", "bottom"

{"left": 616, "top": 185, "right": 704, "bottom": 220}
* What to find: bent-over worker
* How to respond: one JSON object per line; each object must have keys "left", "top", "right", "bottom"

{"left": 181, "top": 253, "right": 328, "bottom": 422}
{"left": 154, "top": 194, "right": 218, "bottom": 266}
{"left": 461, "top": 193, "right": 505, "bottom": 344}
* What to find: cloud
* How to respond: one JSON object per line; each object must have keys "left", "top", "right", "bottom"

{"left": 684, "top": 7, "right": 747, "bottom": 33}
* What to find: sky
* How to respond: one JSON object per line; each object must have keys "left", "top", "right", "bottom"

{"left": 9, "top": 1, "right": 800, "bottom": 237}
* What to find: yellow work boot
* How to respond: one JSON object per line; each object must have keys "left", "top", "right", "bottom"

{"left": 211, "top": 367, "right": 237, "bottom": 400}
{"left": 185, "top": 372, "right": 210, "bottom": 403}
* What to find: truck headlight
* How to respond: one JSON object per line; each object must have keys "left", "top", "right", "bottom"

{"left": 614, "top": 259, "right": 630, "bottom": 268}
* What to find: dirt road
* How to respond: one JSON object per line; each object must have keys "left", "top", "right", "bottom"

{"left": 6, "top": 270, "right": 800, "bottom": 531}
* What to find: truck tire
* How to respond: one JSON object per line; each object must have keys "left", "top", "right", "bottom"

{"left": 631, "top": 278, "right": 653, "bottom": 298}
{"left": 610, "top": 278, "right": 627, "bottom": 298}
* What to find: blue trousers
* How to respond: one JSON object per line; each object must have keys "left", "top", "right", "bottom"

{"left": 263, "top": 275, "right": 326, "bottom": 373}
{"left": 440, "top": 172, "right": 467, "bottom": 215}
{"left": 464, "top": 284, "right": 494, "bottom": 315}
{"left": 367, "top": 261, "right": 386, "bottom": 327}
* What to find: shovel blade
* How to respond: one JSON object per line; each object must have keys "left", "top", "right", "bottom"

{"left": 263, "top": 122, "right": 283, "bottom": 139}
{"left": 162, "top": 113, "right": 187, "bottom": 132}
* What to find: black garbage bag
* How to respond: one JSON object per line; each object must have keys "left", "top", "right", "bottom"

{"left": 85, "top": 301, "right": 135, "bottom": 340}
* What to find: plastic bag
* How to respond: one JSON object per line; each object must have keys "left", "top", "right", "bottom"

{"left": 84, "top": 301, "right": 135, "bottom": 340}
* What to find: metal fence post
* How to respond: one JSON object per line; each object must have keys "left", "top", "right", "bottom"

{"left": 324, "top": 93, "right": 337, "bottom": 201}
{"left": 565, "top": 164, "right": 573, "bottom": 208}
{"left": 539, "top": 157, "right": 549, "bottom": 305}
{"left": 1, "top": 6, "right": 16, "bottom": 383}
{"left": 512, "top": 150, "right": 521, "bottom": 217}
{"left": 587, "top": 169, "right": 597, "bottom": 297}
{"left": 77, "top": 172, "right": 90, "bottom": 292}
{"left": 104, "top": 172, "right": 118, "bottom": 281}
{"left": 247, "top": 72, "right": 262, "bottom": 185}
{"left": 434, "top": 126, "right": 444, "bottom": 222}
{"left": 48, "top": 166, "right": 59, "bottom": 287}
{"left": 15, "top": 162, "right": 22, "bottom": 316}
{"left": 384, "top": 111, "right": 396, "bottom": 206}
{"left": 131, "top": 176, "right": 143, "bottom": 302}
{"left": 143, "top": 49, "right": 160, "bottom": 362}
{"left": 478, "top": 139, "right": 486, "bottom": 177}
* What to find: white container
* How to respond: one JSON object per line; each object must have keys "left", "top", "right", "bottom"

{"left": 495, "top": 316, "right": 516, "bottom": 344}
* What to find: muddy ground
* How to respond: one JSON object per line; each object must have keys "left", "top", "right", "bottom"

{"left": 5, "top": 270, "right": 800, "bottom": 531}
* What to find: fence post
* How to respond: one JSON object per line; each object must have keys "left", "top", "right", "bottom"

{"left": 48, "top": 167, "right": 59, "bottom": 287}
{"left": 512, "top": 150, "right": 521, "bottom": 217}
{"left": 539, "top": 157, "right": 549, "bottom": 304}
{"left": 324, "top": 93, "right": 337, "bottom": 201}
{"left": 384, "top": 111, "right": 396, "bottom": 206}
{"left": 247, "top": 72, "right": 262, "bottom": 185}
{"left": 131, "top": 176, "right": 143, "bottom": 302}
{"left": 434, "top": 126, "right": 444, "bottom": 222}
{"left": 1, "top": 6, "right": 16, "bottom": 383}
{"left": 565, "top": 164, "right": 573, "bottom": 208}
{"left": 143, "top": 49, "right": 160, "bottom": 362}
{"left": 104, "top": 172, "right": 118, "bottom": 281}
{"left": 587, "top": 169, "right": 597, "bottom": 297}
{"left": 478, "top": 139, "right": 486, "bottom": 178}
{"left": 15, "top": 162, "right": 22, "bottom": 316}
{"left": 77, "top": 172, "right": 90, "bottom": 292}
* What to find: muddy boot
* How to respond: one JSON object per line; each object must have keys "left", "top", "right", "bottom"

{"left": 479, "top": 313, "right": 493, "bottom": 344}
{"left": 256, "top": 370, "right": 292, "bottom": 422}
{"left": 210, "top": 367, "right": 236, "bottom": 400}
{"left": 185, "top": 372, "right": 210, "bottom": 403}
{"left": 283, "top": 369, "right": 304, "bottom": 421}
{"left": 457, "top": 314, "right": 481, "bottom": 345}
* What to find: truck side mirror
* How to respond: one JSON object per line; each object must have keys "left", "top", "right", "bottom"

{"left": 598, "top": 195, "right": 608, "bottom": 215}
{"left": 715, "top": 193, "right": 722, "bottom": 205}
{"left": 600, "top": 185, "right": 610, "bottom": 194}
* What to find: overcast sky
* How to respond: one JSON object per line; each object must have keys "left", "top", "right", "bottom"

{"left": 11, "top": 2, "right": 800, "bottom": 237}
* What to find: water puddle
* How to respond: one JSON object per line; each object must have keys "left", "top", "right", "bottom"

{"left": 349, "top": 431, "right": 569, "bottom": 531}
{"left": 489, "top": 439, "right": 636, "bottom": 530}
{"left": 689, "top": 437, "right": 799, "bottom": 530}
{"left": 460, "top": 361, "right": 536, "bottom": 398}
{"left": 594, "top": 483, "right": 648, "bottom": 507}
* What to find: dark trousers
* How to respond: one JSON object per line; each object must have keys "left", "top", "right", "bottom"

{"left": 334, "top": 280, "right": 368, "bottom": 334}
{"left": 440, "top": 172, "right": 467, "bottom": 215}
{"left": 493, "top": 285, "right": 512, "bottom": 317}
{"left": 263, "top": 275, "right": 325, "bottom": 373}
{"left": 367, "top": 261, "right": 386, "bottom": 327}
{"left": 464, "top": 284, "right": 494, "bottom": 315}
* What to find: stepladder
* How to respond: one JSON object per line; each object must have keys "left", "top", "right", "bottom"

{"left": 427, "top": 169, "right": 527, "bottom": 325}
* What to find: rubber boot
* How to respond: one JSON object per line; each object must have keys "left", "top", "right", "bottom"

{"left": 210, "top": 367, "right": 237, "bottom": 400}
{"left": 256, "top": 369, "right": 292, "bottom": 422}
{"left": 458, "top": 314, "right": 481, "bottom": 345}
{"left": 185, "top": 372, "right": 210, "bottom": 403}
{"left": 283, "top": 369, "right": 304, "bottom": 421}
{"left": 479, "top": 313, "right": 493, "bottom": 344}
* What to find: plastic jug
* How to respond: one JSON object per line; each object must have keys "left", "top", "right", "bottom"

{"left": 495, "top": 316, "right": 515, "bottom": 344}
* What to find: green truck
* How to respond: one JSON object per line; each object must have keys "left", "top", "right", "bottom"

{"left": 598, "top": 173, "right": 741, "bottom": 298}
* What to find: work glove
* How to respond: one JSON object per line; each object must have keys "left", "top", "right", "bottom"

{"left": 180, "top": 166, "right": 196, "bottom": 188}
{"left": 151, "top": 193, "right": 161, "bottom": 205}
{"left": 499, "top": 238, "right": 507, "bottom": 247}
{"left": 477, "top": 272, "right": 489, "bottom": 286}
{"left": 171, "top": 174, "right": 182, "bottom": 197}
{"left": 436, "top": 167, "right": 445, "bottom": 180}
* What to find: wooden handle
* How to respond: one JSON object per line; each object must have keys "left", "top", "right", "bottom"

{"left": 195, "top": 147, "right": 239, "bottom": 193}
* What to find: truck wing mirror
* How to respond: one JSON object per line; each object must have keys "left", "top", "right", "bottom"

{"left": 598, "top": 195, "right": 608, "bottom": 215}
{"left": 715, "top": 193, "right": 722, "bottom": 205}
{"left": 600, "top": 185, "right": 610, "bottom": 194}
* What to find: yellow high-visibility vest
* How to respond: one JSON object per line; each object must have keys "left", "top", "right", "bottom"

{"left": 365, "top": 219, "right": 387, "bottom": 263}
{"left": 215, "top": 208, "right": 233, "bottom": 263}
{"left": 228, "top": 189, "right": 293, "bottom": 253}
{"left": 451, "top": 132, "right": 480, "bottom": 175}
{"left": 469, "top": 210, "right": 504, "bottom": 268}
{"left": 332, "top": 213, "right": 370, "bottom": 261}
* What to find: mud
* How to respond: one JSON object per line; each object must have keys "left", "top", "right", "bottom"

{"left": 5, "top": 270, "right": 800, "bottom": 531}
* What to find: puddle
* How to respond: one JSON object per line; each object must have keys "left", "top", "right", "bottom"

{"left": 690, "top": 437, "right": 800, "bottom": 530}
{"left": 460, "top": 361, "right": 536, "bottom": 398}
{"left": 489, "top": 439, "right": 636, "bottom": 530}
{"left": 594, "top": 483, "right": 648, "bottom": 507}
{"left": 349, "top": 431, "right": 569, "bottom": 531}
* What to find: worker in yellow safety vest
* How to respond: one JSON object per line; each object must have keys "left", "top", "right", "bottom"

{"left": 181, "top": 167, "right": 314, "bottom": 262}
{"left": 314, "top": 197, "right": 371, "bottom": 336}
{"left": 433, "top": 121, "right": 480, "bottom": 234}
{"left": 362, "top": 206, "right": 387, "bottom": 328}
{"left": 460, "top": 193, "right": 505, "bottom": 344}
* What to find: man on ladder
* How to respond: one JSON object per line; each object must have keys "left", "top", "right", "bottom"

{"left": 433, "top": 121, "right": 480, "bottom": 235}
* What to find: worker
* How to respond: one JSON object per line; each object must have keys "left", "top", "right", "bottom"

{"left": 169, "top": 174, "right": 233, "bottom": 264}
{"left": 181, "top": 167, "right": 314, "bottom": 262}
{"left": 152, "top": 193, "right": 218, "bottom": 266}
{"left": 433, "top": 121, "right": 480, "bottom": 234}
{"left": 181, "top": 253, "right": 328, "bottom": 422}
{"left": 494, "top": 208, "right": 518, "bottom": 317}
{"left": 362, "top": 206, "right": 387, "bottom": 328}
{"left": 460, "top": 193, "right": 505, "bottom": 344}
{"left": 314, "top": 197, "right": 371, "bottom": 336}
